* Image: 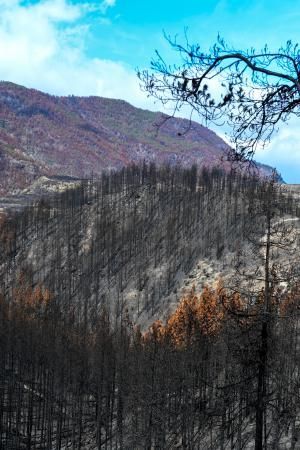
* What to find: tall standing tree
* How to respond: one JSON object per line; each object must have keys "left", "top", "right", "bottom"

{"left": 224, "top": 176, "right": 300, "bottom": 450}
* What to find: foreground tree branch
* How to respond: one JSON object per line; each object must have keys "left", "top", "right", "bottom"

{"left": 138, "top": 35, "right": 300, "bottom": 160}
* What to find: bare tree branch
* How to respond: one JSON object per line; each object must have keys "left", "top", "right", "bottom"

{"left": 138, "top": 36, "right": 300, "bottom": 160}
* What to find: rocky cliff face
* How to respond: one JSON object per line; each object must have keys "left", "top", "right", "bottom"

{"left": 0, "top": 81, "right": 276, "bottom": 195}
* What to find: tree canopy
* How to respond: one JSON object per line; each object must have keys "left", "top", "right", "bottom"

{"left": 138, "top": 35, "right": 300, "bottom": 160}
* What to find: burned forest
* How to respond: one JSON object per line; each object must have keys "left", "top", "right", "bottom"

{"left": 0, "top": 164, "right": 300, "bottom": 449}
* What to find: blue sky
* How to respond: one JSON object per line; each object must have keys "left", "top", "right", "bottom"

{"left": 1, "top": 0, "right": 300, "bottom": 182}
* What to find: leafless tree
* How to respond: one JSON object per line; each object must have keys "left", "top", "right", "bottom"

{"left": 138, "top": 35, "right": 300, "bottom": 160}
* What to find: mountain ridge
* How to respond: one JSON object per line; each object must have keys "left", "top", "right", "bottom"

{"left": 0, "top": 81, "right": 277, "bottom": 195}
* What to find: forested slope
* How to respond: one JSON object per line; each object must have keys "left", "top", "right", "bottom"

{"left": 1, "top": 165, "right": 291, "bottom": 326}
{"left": 0, "top": 165, "right": 299, "bottom": 449}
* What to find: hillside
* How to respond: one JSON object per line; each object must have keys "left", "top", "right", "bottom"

{"left": 0, "top": 166, "right": 297, "bottom": 329}
{"left": 0, "top": 84, "right": 298, "bottom": 450}
{"left": 0, "top": 166, "right": 299, "bottom": 449}
{"left": 0, "top": 81, "right": 275, "bottom": 196}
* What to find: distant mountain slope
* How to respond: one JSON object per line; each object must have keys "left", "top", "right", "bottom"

{"left": 0, "top": 81, "right": 275, "bottom": 195}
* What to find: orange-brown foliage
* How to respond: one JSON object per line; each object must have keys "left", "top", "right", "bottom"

{"left": 145, "top": 282, "right": 247, "bottom": 348}
{"left": 146, "top": 280, "right": 300, "bottom": 349}
{"left": 279, "top": 284, "right": 300, "bottom": 315}
{"left": 143, "top": 319, "right": 166, "bottom": 343}
{"left": 12, "top": 272, "right": 52, "bottom": 320}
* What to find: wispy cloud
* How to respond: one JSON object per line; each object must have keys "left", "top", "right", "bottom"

{"left": 99, "top": 0, "right": 116, "bottom": 14}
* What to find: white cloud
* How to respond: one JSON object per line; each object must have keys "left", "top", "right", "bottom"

{"left": 0, "top": 0, "right": 157, "bottom": 110}
{"left": 256, "top": 116, "right": 300, "bottom": 182}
